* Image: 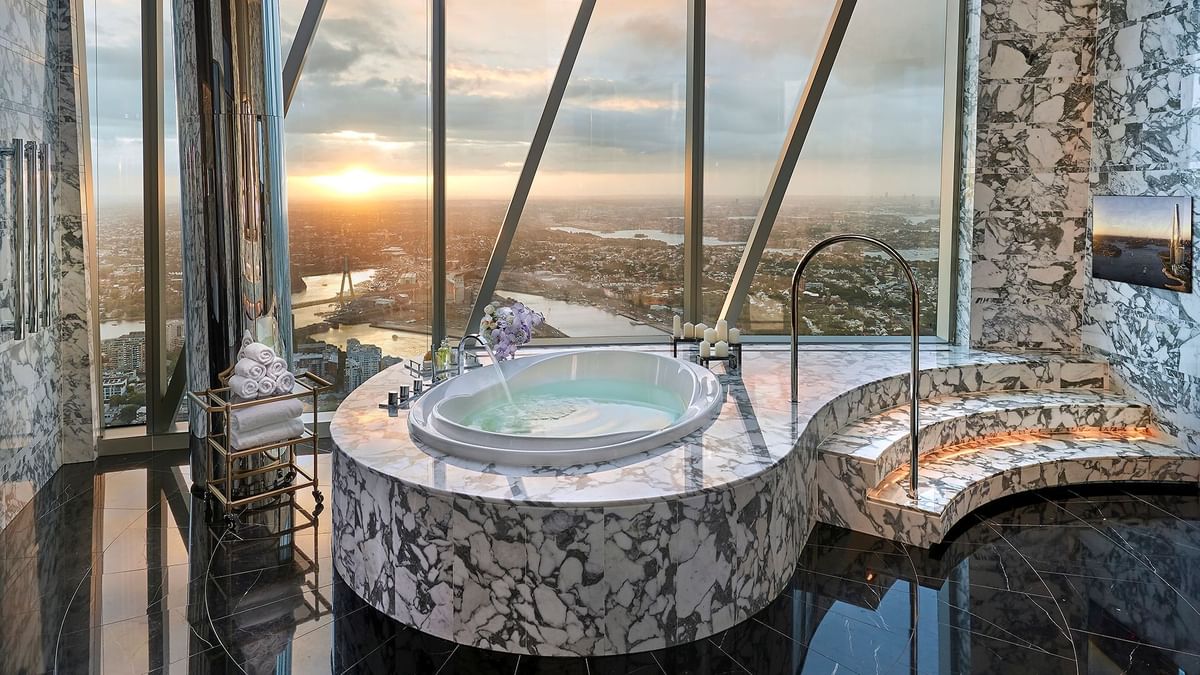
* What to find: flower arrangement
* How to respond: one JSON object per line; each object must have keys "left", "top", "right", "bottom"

{"left": 480, "top": 301, "right": 544, "bottom": 360}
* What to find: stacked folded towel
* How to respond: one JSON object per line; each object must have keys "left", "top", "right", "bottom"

{"left": 226, "top": 336, "right": 305, "bottom": 450}
{"left": 230, "top": 414, "right": 304, "bottom": 450}
{"left": 232, "top": 340, "right": 296, "bottom": 399}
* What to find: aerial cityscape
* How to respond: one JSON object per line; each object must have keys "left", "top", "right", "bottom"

{"left": 98, "top": 194, "right": 940, "bottom": 422}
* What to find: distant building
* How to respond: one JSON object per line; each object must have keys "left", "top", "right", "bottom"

{"left": 102, "top": 376, "right": 128, "bottom": 400}
{"left": 166, "top": 319, "right": 185, "bottom": 353}
{"left": 345, "top": 338, "right": 383, "bottom": 391}
{"left": 102, "top": 331, "right": 146, "bottom": 374}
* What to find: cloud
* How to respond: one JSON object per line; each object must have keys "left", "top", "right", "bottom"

{"left": 89, "top": 0, "right": 954, "bottom": 200}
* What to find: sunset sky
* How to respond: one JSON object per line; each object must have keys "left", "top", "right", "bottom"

{"left": 87, "top": 0, "right": 951, "bottom": 205}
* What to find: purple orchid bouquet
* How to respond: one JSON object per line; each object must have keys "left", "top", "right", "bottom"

{"left": 480, "top": 301, "right": 544, "bottom": 360}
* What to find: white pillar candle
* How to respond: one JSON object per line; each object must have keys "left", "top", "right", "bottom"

{"left": 683, "top": 322, "right": 695, "bottom": 339}
{"left": 715, "top": 340, "right": 729, "bottom": 358}
{"left": 672, "top": 315, "right": 682, "bottom": 338}
{"left": 703, "top": 327, "right": 717, "bottom": 343}
{"left": 699, "top": 340, "right": 711, "bottom": 358}
{"left": 695, "top": 323, "right": 707, "bottom": 338}
{"left": 716, "top": 319, "right": 728, "bottom": 342}
{"left": 728, "top": 328, "right": 740, "bottom": 344}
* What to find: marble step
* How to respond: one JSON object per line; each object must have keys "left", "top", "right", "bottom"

{"left": 864, "top": 430, "right": 1200, "bottom": 547}
{"left": 817, "top": 388, "right": 1153, "bottom": 489}
{"left": 803, "top": 355, "right": 1110, "bottom": 446}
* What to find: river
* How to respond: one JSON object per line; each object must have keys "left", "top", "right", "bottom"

{"left": 548, "top": 226, "right": 742, "bottom": 246}
{"left": 292, "top": 268, "right": 378, "bottom": 305}
{"left": 499, "top": 290, "right": 668, "bottom": 338}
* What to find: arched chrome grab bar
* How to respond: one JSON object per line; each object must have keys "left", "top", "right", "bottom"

{"left": 790, "top": 234, "right": 921, "bottom": 494}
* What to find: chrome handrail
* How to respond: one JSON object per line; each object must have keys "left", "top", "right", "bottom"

{"left": 790, "top": 234, "right": 922, "bottom": 494}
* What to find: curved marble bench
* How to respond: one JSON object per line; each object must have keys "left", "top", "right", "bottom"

{"left": 331, "top": 347, "right": 1132, "bottom": 656}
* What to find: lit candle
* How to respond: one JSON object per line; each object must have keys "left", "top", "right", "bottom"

{"left": 683, "top": 322, "right": 695, "bottom": 339}
{"left": 703, "top": 327, "right": 717, "bottom": 343}
{"left": 728, "top": 328, "right": 740, "bottom": 344}
{"left": 716, "top": 319, "right": 728, "bottom": 342}
{"left": 672, "top": 315, "right": 682, "bottom": 338}
{"left": 699, "top": 340, "right": 711, "bottom": 358}
{"left": 715, "top": 340, "right": 729, "bottom": 358}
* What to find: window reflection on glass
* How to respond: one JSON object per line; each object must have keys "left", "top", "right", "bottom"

{"left": 284, "top": 0, "right": 430, "bottom": 412}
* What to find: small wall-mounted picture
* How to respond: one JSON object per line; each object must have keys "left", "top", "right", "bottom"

{"left": 1093, "top": 195, "right": 1193, "bottom": 293}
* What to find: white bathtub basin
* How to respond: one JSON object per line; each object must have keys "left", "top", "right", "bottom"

{"left": 407, "top": 350, "right": 723, "bottom": 466}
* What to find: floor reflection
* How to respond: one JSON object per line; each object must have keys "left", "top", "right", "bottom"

{"left": 0, "top": 448, "right": 1198, "bottom": 674}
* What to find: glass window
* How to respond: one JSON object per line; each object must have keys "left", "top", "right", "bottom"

{"left": 701, "top": 0, "right": 832, "bottom": 324}
{"left": 285, "top": 0, "right": 430, "bottom": 411}
{"left": 445, "top": 0, "right": 576, "bottom": 338}
{"left": 86, "top": 0, "right": 147, "bottom": 427}
{"left": 164, "top": 4, "right": 187, "bottom": 421}
{"left": 739, "top": 0, "right": 950, "bottom": 336}
{"left": 491, "top": 0, "right": 687, "bottom": 339}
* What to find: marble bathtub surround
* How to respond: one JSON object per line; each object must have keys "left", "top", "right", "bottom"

{"left": 331, "top": 345, "right": 1162, "bottom": 656}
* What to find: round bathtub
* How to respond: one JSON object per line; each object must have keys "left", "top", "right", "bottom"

{"left": 407, "top": 350, "right": 723, "bottom": 466}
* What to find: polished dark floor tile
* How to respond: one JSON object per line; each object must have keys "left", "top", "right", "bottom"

{"left": 2, "top": 453, "right": 1200, "bottom": 674}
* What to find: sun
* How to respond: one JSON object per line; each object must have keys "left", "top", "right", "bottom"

{"left": 293, "top": 167, "right": 426, "bottom": 200}
{"left": 313, "top": 167, "right": 388, "bottom": 196}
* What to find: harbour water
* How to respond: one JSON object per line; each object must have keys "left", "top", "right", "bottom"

{"left": 500, "top": 291, "right": 669, "bottom": 338}
{"left": 548, "top": 226, "right": 742, "bottom": 246}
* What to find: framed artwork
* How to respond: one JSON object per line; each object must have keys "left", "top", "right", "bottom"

{"left": 1093, "top": 195, "right": 1193, "bottom": 293}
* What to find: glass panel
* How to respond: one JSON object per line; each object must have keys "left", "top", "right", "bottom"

{"left": 285, "top": 0, "right": 429, "bottom": 412}
{"left": 278, "top": 0, "right": 307, "bottom": 56}
{"left": 741, "top": 0, "right": 949, "bottom": 336}
{"left": 87, "top": 0, "right": 147, "bottom": 427}
{"left": 700, "top": 0, "right": 832, "bottom": 325}
{"left": 445, "top": 0, "right": 576, "bottom": 339}
{"left": 164, "top": 2, "right": 188, "bottom": 422}
{"left": 492, "top": 0, "right": 686, "bottom": 340}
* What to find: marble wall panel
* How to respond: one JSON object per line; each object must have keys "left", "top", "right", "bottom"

{"left": 1084, "top": 0, "right": 1200, "bottom": 444}
{"left": 963, "top": 0, "right": 1096, "bottom": 351}
{"left": 0, "top": 0, "right": 92, "bottom": 533}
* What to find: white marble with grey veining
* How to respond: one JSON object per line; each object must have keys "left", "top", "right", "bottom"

{"left": 0, "top": 0, "right": 93, "bottom": 532}
{"left": 863, "top": 429, "right": 1200, "bottom": 547}
{"left": 331, "top": 346, "right": 1119, "bottom": 655}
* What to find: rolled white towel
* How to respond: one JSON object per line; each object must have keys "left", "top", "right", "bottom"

{"left": 238, "top": 341, "right": 276, "bottom": 365}
{"left": 273, "top": 371, "right": 296, "bottom": 395}
{"left": 227, "top": 375, "right": 260, "bottom": 400}
{"left": 234, "top": 358, "right": 266, "bottom": 380}
{"left": 267, "top": 356, "right": 288, "bottom": 378}
{"left": 258, "top": 375, "right": 278, "bottom": 396}
{"left": 229, "top": 417, "right": 304, "bottom": 450}
{"left": 241, "top": 330, "right": 254, "bottom": 348}
{"left": 230, "top": 399, "right": 304, "bottom": 434}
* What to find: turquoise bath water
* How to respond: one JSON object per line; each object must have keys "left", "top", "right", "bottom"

{"left": 461, "top": 379, "right": 685, "bottom": 437}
